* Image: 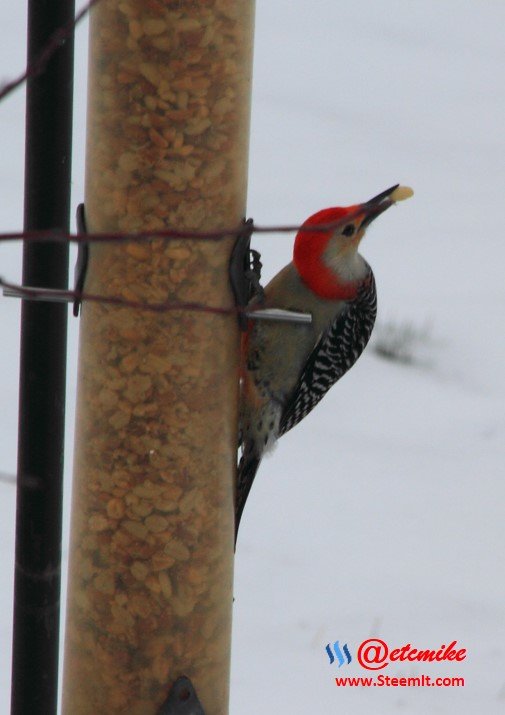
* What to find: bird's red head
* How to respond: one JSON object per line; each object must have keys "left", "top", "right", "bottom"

{"left": 293, "top": 206, "right": 359, "bottom": 300}
{"left": 293, "top": 184, "right": 410, "bottom": 300}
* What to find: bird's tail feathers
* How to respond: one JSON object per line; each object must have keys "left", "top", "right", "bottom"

{"left": 235, "top": 441, "right": 261, "bottom": 544}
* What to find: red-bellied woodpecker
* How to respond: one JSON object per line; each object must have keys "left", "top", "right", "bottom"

{"left": 236, "top": 184, "right": 413, "bottom": 540}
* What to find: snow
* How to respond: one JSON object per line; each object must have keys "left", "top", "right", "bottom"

{"left": 1, "top": 1, "right": 504, "bottom": 713}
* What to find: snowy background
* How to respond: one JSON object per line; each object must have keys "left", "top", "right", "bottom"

{"left": 1, "top": 1, "right": 505, "bottom": 712}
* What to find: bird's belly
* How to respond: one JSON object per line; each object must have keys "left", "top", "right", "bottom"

{"left": 250, "top": 320, "right": 317, "bottom": 403}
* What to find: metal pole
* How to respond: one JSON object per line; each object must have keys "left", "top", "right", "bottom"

{"left": 11, "top": 0, "right": 74, "bottom": 712}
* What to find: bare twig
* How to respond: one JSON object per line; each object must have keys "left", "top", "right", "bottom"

{"left": 0, "top": 0, "right": 100, "bottom": 104}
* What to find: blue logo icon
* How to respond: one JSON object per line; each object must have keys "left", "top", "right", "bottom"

{"left": 326, "top": 641, "right": 352, "bottom": 667}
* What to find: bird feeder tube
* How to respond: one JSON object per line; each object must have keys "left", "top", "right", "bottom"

{"left": 62, "top": 1, "right": 255, "bottom": 713}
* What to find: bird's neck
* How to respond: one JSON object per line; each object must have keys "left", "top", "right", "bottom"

{"left": 294, "top": 244, "right": 368, "bottom": 300}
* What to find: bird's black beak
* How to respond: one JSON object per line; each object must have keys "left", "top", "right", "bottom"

{"left": 359, "top": 184, "right": 399, "bottom": 230}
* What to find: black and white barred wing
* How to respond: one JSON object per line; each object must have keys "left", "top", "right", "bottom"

{"left": 278, "top": 274, "right": 377, "bottom": 437}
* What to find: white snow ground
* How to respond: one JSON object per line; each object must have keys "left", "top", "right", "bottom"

{"left": 1, "top": 1, "right": 504, "bottom": 713}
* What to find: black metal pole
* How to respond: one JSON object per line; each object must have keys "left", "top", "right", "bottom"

{"left": 11, "top": 0, "right": 75, "bottom": 712}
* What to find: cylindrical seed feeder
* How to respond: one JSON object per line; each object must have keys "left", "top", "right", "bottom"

{"left": 62, "top": 1, "right": 255, "bottom": 713}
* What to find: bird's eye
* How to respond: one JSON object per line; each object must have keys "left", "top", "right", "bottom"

{"left": 342, "top": 224, "right": 355, "bottom": 237}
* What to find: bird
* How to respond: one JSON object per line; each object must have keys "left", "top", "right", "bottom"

{"left": 236, "top": 183, "right": 413, "bottom": 540}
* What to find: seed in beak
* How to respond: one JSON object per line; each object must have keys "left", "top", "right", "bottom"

{"left": 390, "top": 185, "right": 414, "bottom": 202}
